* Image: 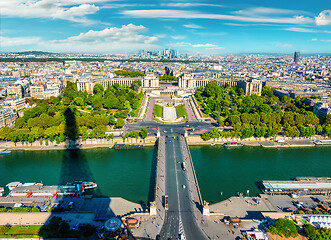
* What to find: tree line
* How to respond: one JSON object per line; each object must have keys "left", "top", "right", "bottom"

{"left": 196, "top": 81, "right": 331, "bottom": 140}
{"left": 0, "top": 81, "right": 146, "bottom": 144}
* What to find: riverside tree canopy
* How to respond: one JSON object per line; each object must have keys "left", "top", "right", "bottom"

{"left": 197, "top": 82, "right": 330, "bottom": 140}
{"left": 0, "top": 82, "right": 144, "bottom": 142}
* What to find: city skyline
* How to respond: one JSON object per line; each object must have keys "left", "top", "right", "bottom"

{"left": 0, "top": 0, "right": 331, "bottom": 54}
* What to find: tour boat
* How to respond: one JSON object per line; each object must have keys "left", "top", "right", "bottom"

{"left": 7, "top": 181, "right": 97, "bottom": 197}
{"left": 224, "top": 142, "right": 243, "bottom": 148}
{"left": 6, "top": 182, "right": 23, "bottom": 191}
{"left": 0, "top": 149, "right": 11, "bottom": 154}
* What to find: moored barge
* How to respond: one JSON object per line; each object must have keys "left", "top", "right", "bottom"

{"left": 6, "top": 181, "right": 97, "bottom": 198}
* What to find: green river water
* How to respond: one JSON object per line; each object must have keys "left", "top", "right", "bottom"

{"left": 0, "top": 146, "right": 330, "bottom": 203}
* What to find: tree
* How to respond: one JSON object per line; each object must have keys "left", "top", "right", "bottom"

{"left": 303, "top": 224, "right": 317, "bottom": 240}
{"left": 55, "top": 136, "right": 60, "bottom": 144}
{"left": 209, "top": 128, "right": 220, "bottom": 139}
{"left": 0, "top": 224, "right": 11, "bottom": 235}
{"left": 124, "top": 100, "right": 131, "bottom": 110}
{"left": 268, "top": 218, "right": 298, "bottom": 238}
{"left": 259, "top": 104, "right": 272, "bottom": 114}
{"left": 241, "top": 128, "right": 255, "bottom": 139}
{"left": 129, "top": 130, "right": 139, "bottom": 138}
{"left": 15, "top": 118, "right": 26, "bottom": 128}
{"left": 255, "top": 127, "right": 266, "bottom": 138}
{"left": 32, "top": 207, "right": 40, "bottom": 212}
{"left": 325, "top": 114, "right": 331, "bottom": 125}
{"left": 74, "top": 97, "right": 84, "bottom": 106}
{"left": 93, "top": 84, "right": 104, "bottom": 95}
{"left": 59, "top": 133, "right": 66, "bottom": 142}
{"left": 131, "top": 80, "right": 141, "bottom": 91}
{"left": 201, "top": 132, "right": 212, "bottom": 141}
{"left": 140, "top": 128, "right": 148, "bottom": 139}
{"left": 262, "top": 86, "right": 274, "bottom": 97}
{"left": 115, "top": 118, "right": 125, "bottom": 128}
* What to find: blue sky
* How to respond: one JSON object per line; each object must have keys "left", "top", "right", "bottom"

{"left": 0, "top": 0, "right": 331, "bottom": 54}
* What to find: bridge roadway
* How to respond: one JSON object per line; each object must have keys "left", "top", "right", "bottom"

{"left": 159, "top": 132, "right": 206, "bottom": 240}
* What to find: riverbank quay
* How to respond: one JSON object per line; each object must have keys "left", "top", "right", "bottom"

{"left": 2, "top": 132, "right": 330, "bottom": 151}
{"left": 202, "top": 194, "right": 331, "bottom": 240}
{"left": 0, "top": 196, "right": 150, "bottom": 227}
{"left": 206, "top": 194, "right": 331, "bottom": 221}
{"left": 186, "top": 134, "right": 331, "bottom": 148}
{"left": 259, "top": 140, "right": 315, "bottom": 148}
{"left": 1, "top": 135, "right": 157, "bottom": 151}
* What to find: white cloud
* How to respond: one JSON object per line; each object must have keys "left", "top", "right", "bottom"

{"left": 192, "top": 43, "right": 218, "bottom": 48}
{"left": 102, "top": 3, "right": 155, "bottom": 9}
{"left": 51, "top": 24, "right": 159, "bottom": 44}
{"left": 183, "top": 24, "right": 203, "bottom": 29}
{"left": 168, "top": 42, "right": 192, "bottom": 47}
{"left": 164, "top": 3, "right": 223, "bottom": 8}
{"left": 311, "top": 38, "right": 331, "bottom": 42}
{"left": 0, "top": 0, "right": 102, "bottom": 24}
{"left": 0, "top": 24, "right": 160, "bottom": 53}
{"left": 315, "top": 10, "right": 331, "bottom": 26}
{"left": 0, "top": 36, "right": 42, "bottom": 47}
{"left": 169, "top": 42, "right": 222, "bottom": 49}
{"left": 122, "top": 9, "right": 313, "bottom": 25}
{"left": 233, "top": 7, "right": 306, "bottom": 16}
{"left": 284, "top": 27, "right": 317, "bottom": 33}
{"left": 171, "top": 36, "right": 185, "bottom": 40}
{"left": 276, "top": 43, "right": 293, "bottom": 48}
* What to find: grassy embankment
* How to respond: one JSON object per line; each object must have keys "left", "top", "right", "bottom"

{"left": 129, "top": 95, "right": 144, "bottom": 117}
{"left": 153, "top": 104, "right": 163, "bottom": 118}
{"left": 0, "top": 225, "right": 42, "bottom": 238}
{"left": 176, "top": 104, "right": 188, "bottom": 118}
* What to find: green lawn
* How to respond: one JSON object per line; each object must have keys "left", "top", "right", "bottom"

{"left": 154, "top": 104, "right": 163, "bottom": 118}
{"left": 130, "top": 96, "right": 144, "bottom": 117}
{"left": 0, "top": 225, "right": 42, "bottom": 237}
{"left": 176, "top": 104, "right": 187, "bottom": 118}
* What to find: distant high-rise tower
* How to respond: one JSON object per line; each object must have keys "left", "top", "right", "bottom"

{"left": 294, "top": 52, "right": 300, "bottom": 63}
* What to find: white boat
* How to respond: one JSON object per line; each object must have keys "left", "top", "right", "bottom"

{"left": 6, "top": 182, "right": 43, "bottom": 191}
{"left": 224, "top": 142, "right": 243, "bottom": 147}
{"left": 6, "top": 182, "right": 22, "bottom": 191}
{"left": 0, "top": 187, "right": 4, "bottom": 197}
{"left": 314, "top": 140, "right": 331, "bottom": 145}
{"left": 0, "top": 149, "right": 11, "bottom": 154}
{"left": 8, "top": 181, "right": 97, "bottom": 197}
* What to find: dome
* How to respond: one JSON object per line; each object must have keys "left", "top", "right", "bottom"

{"left": 104, "top": 217, "right": 121, "bottom": 232}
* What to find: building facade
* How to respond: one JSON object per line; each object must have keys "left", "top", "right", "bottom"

{"left": 7, "top": 85, "right": 23, "bottom": 98}
{"left": 294, "top": 51, "right": 300, "bottom": 63}
{"left": 178, "top": 74, "right": 264, "bottom": 95}
{"left": 0, "top": 108, "right": 17, "bottom": 129}
{"left": 30, "top": 85, "right": 45, "bottom": 99}
{"left": 2, "top": 98, "right": 25, "bottom": 111}
{"left": 141, "top": 73, "right": 159, "bottom": 88}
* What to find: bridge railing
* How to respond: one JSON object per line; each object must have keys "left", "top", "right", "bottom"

{"left": 182, "top": 136, "right": 203, "bottom": 208}
{"left": 155, "top": 136, "right": 165, "bottom": 202}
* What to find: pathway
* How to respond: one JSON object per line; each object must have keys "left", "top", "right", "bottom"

{"left": 145, "top": 97, "right": 156, "bottom": 121}
{"left": 184, "top": 99, "right": 197, "bottom": 121}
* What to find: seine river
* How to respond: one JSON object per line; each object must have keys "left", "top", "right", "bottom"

{"left": 0, "top": 146, "right": 330, "bottom": 203}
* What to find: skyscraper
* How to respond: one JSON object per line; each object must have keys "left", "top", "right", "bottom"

{"left": 294, "top": 52, "right": 300, "bottom": 63}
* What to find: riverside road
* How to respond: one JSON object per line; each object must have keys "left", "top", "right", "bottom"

{"left": 159, "top": 132, "right": 206, "bottom": 240}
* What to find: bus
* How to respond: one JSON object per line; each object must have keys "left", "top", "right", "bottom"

{"left": 164, "top": 195, "right": 168, "bottom": 211}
